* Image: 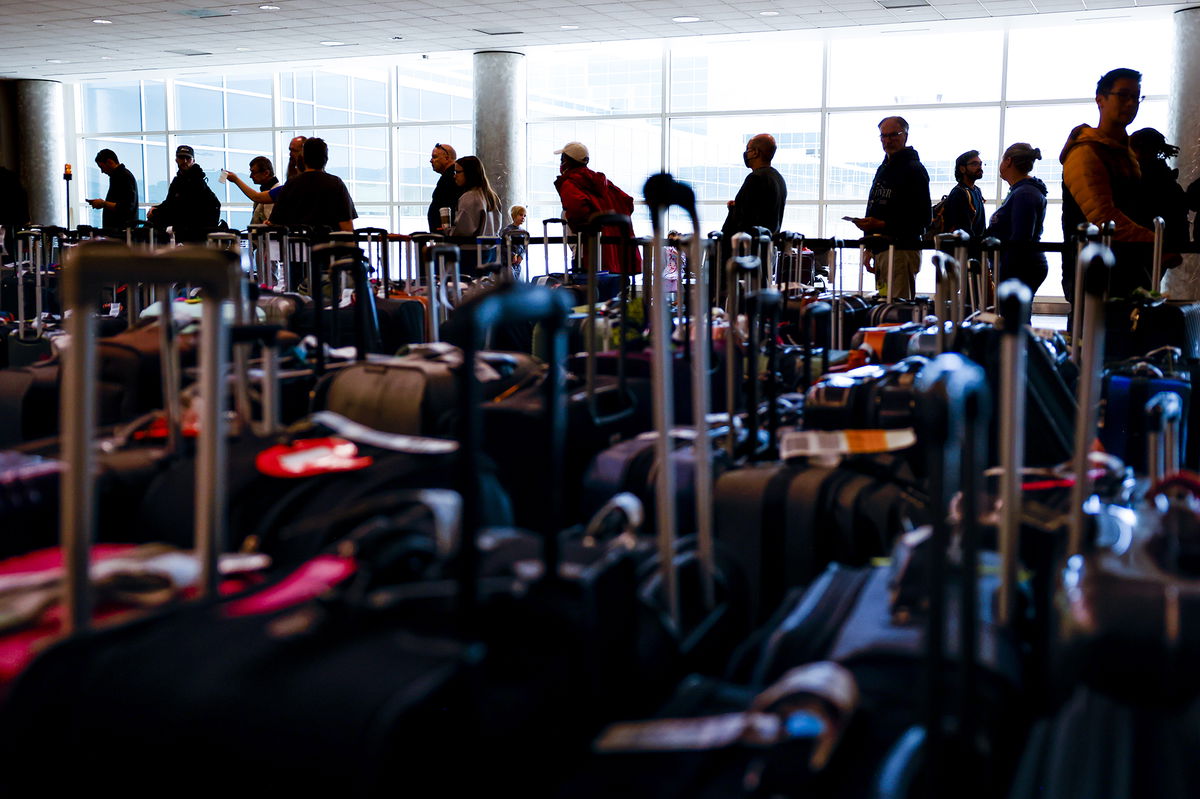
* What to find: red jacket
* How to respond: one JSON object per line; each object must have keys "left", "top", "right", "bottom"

{"left": 554, "top": 166, "right": 641, "bottom": 274}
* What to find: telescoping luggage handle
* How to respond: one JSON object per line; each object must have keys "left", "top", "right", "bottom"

{"left": 1145, "top": 390, "right": 1183, "bottom": 486}
{"left": 1070, "top": 223, "right": 1101, "bottom": 364}
{"left": 930, "top": 252, "right": 961, "bottom": 355}
{"left": 1068, "top": 242, "right": 1115, "bottom": 555}
{"left": 644, "top": 172, "right": 718, "bottom": 632}
{"left": 1151, "top": 215, "right": 1166, "bottom": 293}
{"left": 60, "top": 242, "right": 242, "bottom": 635}
{"left": 997, "top": 279, "right": 1032, "bottom": 628}
{"left": 311, "top": 241, "right": 383, "bottom": 364}
{"left": 913, "top": 350, "right": 992, "bottom": 799}
{"left": 583, "top": 212, "right": 637, "bottom": 427}
{"left": 542, "top": 217, "right": 571, "bottom": 281}
{"left": 456, "top": 284, "right": 572, "bottom": 626}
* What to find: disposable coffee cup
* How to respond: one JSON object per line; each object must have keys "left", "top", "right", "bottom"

{"left": 439, "top": 207, "right": 452, "bottom": 228}
{"left": 218, "top": 170, "right": 229, "bottom": 184}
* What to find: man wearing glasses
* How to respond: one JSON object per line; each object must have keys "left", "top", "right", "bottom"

{"left": 851, "top": 116, "right": 931, "bottom": 300}
{"left": 1060, "top": 67, "right": 1155, "bottom": 297}
{"left": 428, "top": 142, "right": 463, "bottom": 233}
{"left": 944, "top": 150, "right": 986, "bottom": 241}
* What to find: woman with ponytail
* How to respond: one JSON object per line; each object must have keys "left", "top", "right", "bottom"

{"left": 986, "top": 142, "right": 1049, "bottom": 293}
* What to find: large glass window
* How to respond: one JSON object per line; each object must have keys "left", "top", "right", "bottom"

{"left": 1006, "top": 19, "right": 1173, "bottom": 101}
{"left": 827, "top": 29, "right": 1005, "bottom": 106}
{"left": 669, "top": 36, "right": 824, "bottom": 113}
{"left": 528, "top": 43, "right": 663, "bottom": 117}
{"left": 83, "top": 80, "right": 166, "bottom": 133}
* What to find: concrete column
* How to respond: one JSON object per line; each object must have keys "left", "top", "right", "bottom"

{"left": 0, "top": 80, "right": 67, "bottom": 228}
{"left": 1164, "top": 6, "right": 1200, "bottom": 298}
{"left": 473, "top": 50, "right": 526, "bottom": 220}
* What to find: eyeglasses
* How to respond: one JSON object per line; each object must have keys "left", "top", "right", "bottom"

{"left": 433, "top": 143, "right": 449, "bottom": 156}
{"left": 1104, "top": 91, "right": 1144, "bottom": 104}
{"left": 966, "top": 160, "right": 983, "bottom": 167}
{"left": 879, "top": 132, "right": 906, "bottom": 140}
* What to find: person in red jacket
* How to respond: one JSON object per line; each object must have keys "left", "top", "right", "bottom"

{"left": 553, "top": 141, "right": 640, "bottom": 275}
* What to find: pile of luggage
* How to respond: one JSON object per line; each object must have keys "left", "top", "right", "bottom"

{"left": 0, "top": 175, "right": 1198, "bottom": 798}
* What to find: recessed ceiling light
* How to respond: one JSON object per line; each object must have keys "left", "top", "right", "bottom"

{"left": 92, "top": 18, "right": 113, "bottom": 24}
{"left": 561, "top": 24, "right": 579, "bottom": 30}
{"left": 672, "top": 16, "right": 701, "bottom": 23}
{"left": 230, "top": 8, "right": 240, "bottom": 13}
{"left": 101, "top": 56, "right": 112, "bottom": 60}
{"left": 235, "top": 46, "right": 250, "bottom": 51}
{"left": 46, "top": 58, "right": 66, "bottom": 63}
{"left": 759, "top": 10, "right": 780, "bottom": 16}
{"left": 320, "top": 40, "right": 345, "bottom": 46}
{"left": 259, "top": 4, "right": 281, "bottom": 9}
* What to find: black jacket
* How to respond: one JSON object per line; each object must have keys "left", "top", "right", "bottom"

{"left": 943, "top": 182, "right": 985, "bottom": 240}
{"left": 722, "top": 165, "right": 788, "bottom": 240}
{"left": 865, "top": 147, "right": 931, "bottom": 242}
{"left": 153, "top": 164, "right": 220, "bottom": 242}
{"left": 103, "top": 164, "right": 139, "bottom": 233}
{"left": 428, "top": 168, "right": 465, "bottom": 233}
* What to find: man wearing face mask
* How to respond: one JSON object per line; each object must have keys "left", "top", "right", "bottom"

{"left": 721, "top": 133, "right": 787, "bottom": 261}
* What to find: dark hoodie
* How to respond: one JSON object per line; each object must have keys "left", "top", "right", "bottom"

{"left": 986, "top": 176, "right": 1049, "bottom": 293}
{"left": 153, "top": 163, "right": 221, "bottom": 242}
{"left": 554, "top": 165, "right": 640, "bottom": 274}
{"left": 864, "top": 146, "right": 931, "bottom": 243}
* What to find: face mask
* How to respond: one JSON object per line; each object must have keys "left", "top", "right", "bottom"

{"left": 743, "top": 152, "right": 752, "bottom": 168}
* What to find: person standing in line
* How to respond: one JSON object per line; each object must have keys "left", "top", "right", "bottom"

{"left": 269, "top": 137, "right": 358, "bottom": 236}
{"left": 986, "top": 142, "right": 1049, "bottom": 294}
{"left": 87, "top": 148, "right": 139, "bottom": 235}
{"left": 0, "top": 166, "right": 29, "bottom": 263}
{"left": 428, "top": 143, "right": 464, "bottom": 234}
{"left": 226, "top": 156, "right": 281, "bottom": 225}
{"left": 1129, "top": 128, "right": 1190, "bottom": 254}
{"left": 721, "top": 133, "right": 788, "bottom": 266}
{"left": 553, "top": 141, "right": 640, "bottom": 275}
{"left": 500, "top": 204, "right": 528, "bottom": 276}
{"left": 286, "top": 136, "right": 307, "bottom": 180}
{"left": 850, "top": 116, "right": 931, "bottom": 299}
{"left": 1059, "top": 67, "right": 1155, "bottom": 299}
{"left": 146, "top": 144, "right": 221, "bottom": 243}
{"left": 448, "top": 155, "right": 503, "bottom": 275}
{"left": 944, "top": 150, "right": 986, "bottom": 241}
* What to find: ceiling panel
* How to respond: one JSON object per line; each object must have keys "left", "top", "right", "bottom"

{"left": 0, "top": 0, "right": 1177, "bottom": 80}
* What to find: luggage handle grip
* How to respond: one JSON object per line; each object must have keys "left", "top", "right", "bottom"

{"left": 456, "top": 287, "right": 573, "bottom": 620}
{"left": 61, "top": 243, "right": 241, "bottom": 635}
{"left": 997, "top": 279, "right": 1031, "bottom": 627}
{"left": 1067, "top": 244, "right": 1115, "bottom": 555}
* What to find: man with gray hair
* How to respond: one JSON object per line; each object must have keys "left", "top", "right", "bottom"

{"left": 851, "top": 116, "right": 931, "bottom": 299}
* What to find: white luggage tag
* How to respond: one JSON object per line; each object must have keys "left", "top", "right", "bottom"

{"left": 779, "top": 428, "right": 916, "bottom": 460}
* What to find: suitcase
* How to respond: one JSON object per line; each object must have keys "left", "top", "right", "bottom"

{"left": 1009, "top": 245, "right": 1200, "bottom": 799}
{"left": 0, "top": 283, "right": 713, "bottom": 797}
{"left": 1100, "top": 357, "right": 1190, "bottom": 474}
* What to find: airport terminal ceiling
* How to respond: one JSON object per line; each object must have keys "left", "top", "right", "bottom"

{"left": 0, "top": 0, "right": 1186, "bottom": 81}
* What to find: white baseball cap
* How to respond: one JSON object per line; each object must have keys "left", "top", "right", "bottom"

{"left": 554, "top": 141, "right": 589, "bottom": 162}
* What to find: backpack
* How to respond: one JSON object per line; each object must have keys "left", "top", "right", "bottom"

{"left": 928, "top": 193, "right": 951, "bottom": 236}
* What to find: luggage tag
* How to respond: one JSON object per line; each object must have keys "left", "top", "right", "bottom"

{"left": 255, "top": 437, "right": 374, "bottom": 478}
{"left": 779, "top": 428, "right": 916, "bottom": 460}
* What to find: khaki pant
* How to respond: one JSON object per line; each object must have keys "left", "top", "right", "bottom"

{"left": 869, "top": 248, "right": 920, "bottom": 300}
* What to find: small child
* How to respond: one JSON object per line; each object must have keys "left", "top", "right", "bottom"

{"left": 500, "top": 205, "right": 527, "bottom": 276}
